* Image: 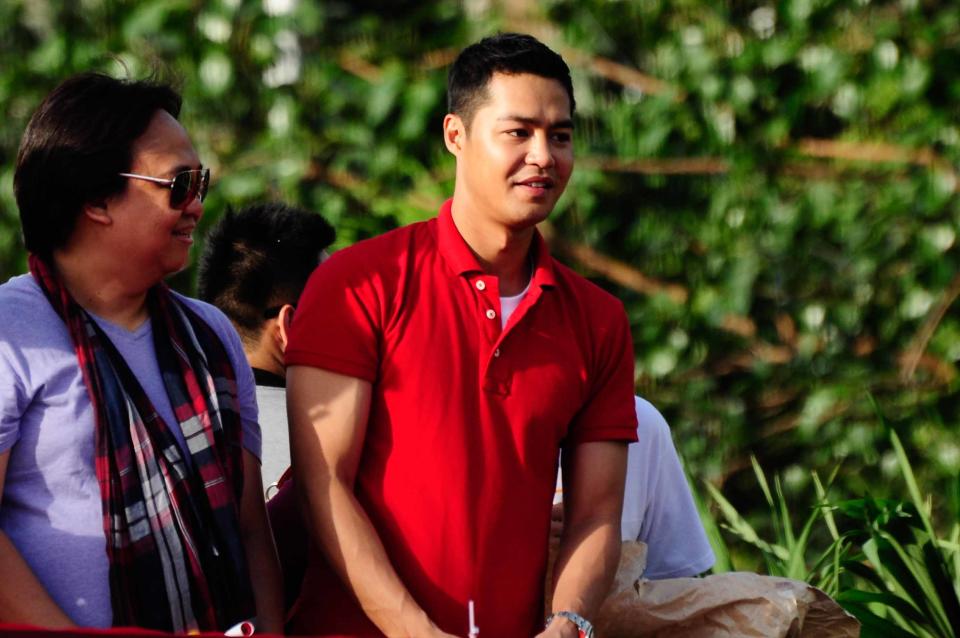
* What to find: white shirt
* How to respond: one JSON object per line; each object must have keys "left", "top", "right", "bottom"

{"left": 256, "top": 384, "right": 290, "bottom": 489}
{"left": 556, "top": 396, "right": 715, "bottom": 579}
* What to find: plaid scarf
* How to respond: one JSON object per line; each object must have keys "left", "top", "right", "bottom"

{"left": 29, "top": 255, "right": 256, "bottom": 632}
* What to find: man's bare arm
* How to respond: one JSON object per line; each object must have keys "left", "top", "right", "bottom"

{"left": 237, "top": 450, "right": 284, "bottom": 633}
{"left": 541, "top": 441, "right": 628, "bottom": 638}
{"left": 287, "top": 366, "right": 458, "bottom": 638}
{"left": 0, "top": 449, "right": 76, "bottom": 627}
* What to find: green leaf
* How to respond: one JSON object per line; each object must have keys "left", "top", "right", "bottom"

{"left": 875, "top": 532, "right": 952, "bottom": 635}
{"left": 890, "top": 430, "right": 938, "bottom": 542}
{"left": 840, "top": 601, "right": 921, "bottom": 638}
{"left": 921, "top": 540, "right": 960, "bottom": 634}
{"left": 750, "top": 455, "right": 775, "bottom": 510}
{"left": 705, "top": 480, "right": 788, "bottom": 561}
{"left": 837, "top": 589, "right": 927, "bottom": 625}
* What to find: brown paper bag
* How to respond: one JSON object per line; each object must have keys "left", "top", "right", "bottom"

{"left": 548, "top": 541, "right": 860, "bottom": 637}
{"left": 595, "top": 551, "right": 860, "bottom": 638}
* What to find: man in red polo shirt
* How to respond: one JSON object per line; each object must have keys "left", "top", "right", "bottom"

{"left": 285, "top": 33, "right": 638, "bottom": 638}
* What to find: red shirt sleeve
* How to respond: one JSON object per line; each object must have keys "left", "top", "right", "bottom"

{"left": 566, "top": 300, "right": 638, "bottom": 445}
{"left": 285, "top": 248, "right": 383, "bottom": 382}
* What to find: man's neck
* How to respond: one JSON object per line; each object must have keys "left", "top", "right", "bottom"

{"left": 246, "top": 334, "right": 285, "bottom": 379}
{"left": 52, "top": 248, "right": 149, "bottom": 330}
{"left": 450, "top": 204, "right": 535, "bottom": 297}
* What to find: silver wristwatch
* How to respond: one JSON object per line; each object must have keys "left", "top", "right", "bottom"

{"left": 546, "top": 610, "right": 595, "bottom": 638}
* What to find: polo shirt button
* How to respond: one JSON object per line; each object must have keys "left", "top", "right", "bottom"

{"left": 485, "top": 309, "right": 496, "bottom": 320}
{"left": 476, "top": 280, "right": 486, "bottom": 291}
{"left": 494, "top": 348, "right": 501, "bottom": 357}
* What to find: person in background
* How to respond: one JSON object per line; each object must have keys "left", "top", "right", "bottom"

{"left": 620, "top": 396, "right": 715, "bottom": 578}
{"left": 285, "top": 33, "right": 637, "bottom": 638}
{"left": 553, "top": 396, "right": 715, "bottom": 579}
{"left": 0, "top": 73, "right": 282, "bottom": 633}
{"left": 198, "top": 202, "right": 335, "bottom": 489}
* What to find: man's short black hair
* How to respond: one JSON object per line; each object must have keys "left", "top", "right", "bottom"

{"left": 14, "top": 72, "right": 182, "bottom": 258}
{"left": 447, "top": 32, "right": 575, "bottom": 128}
{"left": 198, "top": 202, "right": 335, "bottom": 344}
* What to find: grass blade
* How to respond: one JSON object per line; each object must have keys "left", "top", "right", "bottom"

{"left": 921, "top": 540, "right": 960, "bottom": 634}
{"left": 705, "top": 480, "right": 788, "bottom": 561}
{"left": 838, "top": 589, "right": 927, "bottom": 625}
{"left": 840, "top": 601, "right": 920, "bottom": 638}
{"left": 876, "top": 532, "right": 951, "bottom": 636}
{"left": 890, "top": 430, "right": 937, "bottom": 542}
{"left": 814, "top": 469, "right": 841, "bottom": 542}
{"left": 692, "top": 478, "right": 732, "bottom": 573}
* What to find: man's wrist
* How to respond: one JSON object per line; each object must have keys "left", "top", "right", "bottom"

{"left": 545, "top": 611, "right": 594, "bottom": 638}
{"left": 397, "top": 607, "right": 438, "bottom": 638}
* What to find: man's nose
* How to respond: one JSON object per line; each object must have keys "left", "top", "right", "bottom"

{"left": 526, "top": 132, "right": 556, "bottom": 169}
{"left": 184, "top": 192, "right": 204, "bottom": 219}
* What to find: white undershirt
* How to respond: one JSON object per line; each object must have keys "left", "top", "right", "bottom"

{"left": 499, "top": 280, "right": 531, "bottom": 329}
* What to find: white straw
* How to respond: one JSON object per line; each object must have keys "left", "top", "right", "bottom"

{"left": 468, "top": 599, "right": 479, "bottom": 637}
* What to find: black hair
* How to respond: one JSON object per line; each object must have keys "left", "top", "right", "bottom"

{"left": 14, "top": 72, "right": 182, "bottom": 258}
{"left": 447, "top": 32, "right": 575, "bottom": 127}
{"left": 198, "top": 202, "right": 336, "bottom": 343}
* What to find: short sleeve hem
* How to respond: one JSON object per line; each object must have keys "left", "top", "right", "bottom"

{"left": 285, "top": 349, "right": 378, "bottom": 383}
{"left": 566, "top": 425, "right": 638, "bottom": 446}
{"left": 241, "top": 418, "right": 262, "bottom": 460}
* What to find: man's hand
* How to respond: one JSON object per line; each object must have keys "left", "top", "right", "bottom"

{"left": 534, "top": 614, "right": 581, "bottom": 638}
{"left": 548, "top": 441, "right": 628, "bottom": 630}
{"left": 238, "top": 450, "right": 284, "bottom": 633}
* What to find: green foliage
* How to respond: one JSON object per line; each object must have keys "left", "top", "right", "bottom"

{"left": 706, "top": 428, "right": 960, "bottom": 637}
{"left": 836, "top": 430, "right": 960, "bottom": 637}
{"left": 705, "top": 458, "right": 848, "bottom": 593}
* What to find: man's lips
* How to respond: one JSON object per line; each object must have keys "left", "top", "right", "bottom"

{"left": 172, "top": 226, "right": 195, "bottom": 240}
{"left": 514, "top": 176, "right": 555, "bottom": 189}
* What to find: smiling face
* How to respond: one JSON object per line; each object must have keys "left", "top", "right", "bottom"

{"left": 446, "top": 72, "right": 574, "bottom": 233}
{"left": 105, "top": 109, "right": 204, "bottom": 283}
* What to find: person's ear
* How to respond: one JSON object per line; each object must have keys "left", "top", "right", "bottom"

{"left": 443, "top": 113, "right": 465, "bottom": 155}
{"left": 276, "top": 303, "right": 296, "bottom": 352}
{"left": 82, "top": 199, "right": 112, "bottom": 226}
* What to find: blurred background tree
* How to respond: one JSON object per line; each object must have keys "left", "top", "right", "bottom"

{"left": 2, "top": 0, "right": 960, "bottom": 573}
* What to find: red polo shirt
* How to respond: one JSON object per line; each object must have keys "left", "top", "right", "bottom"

{"left": 285, "top": 200, "right": 637, "bottom": 638}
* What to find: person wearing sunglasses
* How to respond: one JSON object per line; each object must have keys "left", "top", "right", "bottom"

{"left": 0, "top": 73, "right": 282, "bottom": 633}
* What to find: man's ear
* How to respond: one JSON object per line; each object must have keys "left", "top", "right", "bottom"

{"left": 83, "top": 199, "right": 112, "bottom": 226}
{"left": 276, "top": 303, "right": 296, "bottom": 352}
{"left": 443, "top": 113, "right": 465, "bottom": 155}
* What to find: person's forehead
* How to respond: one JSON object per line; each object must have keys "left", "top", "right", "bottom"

{"left": 478, "top": 72, "right": 572, "bottom": 118}
{"left": 130, "top": 110, "right": 200, "bottom": 171}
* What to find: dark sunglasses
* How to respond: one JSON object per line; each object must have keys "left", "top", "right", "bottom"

{"left": 118, "top": 168, "right": 211, "bottom": 209}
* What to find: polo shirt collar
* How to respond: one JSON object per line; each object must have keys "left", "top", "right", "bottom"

{"left": 437, "top": 198, "right": 558, "bottom": 288}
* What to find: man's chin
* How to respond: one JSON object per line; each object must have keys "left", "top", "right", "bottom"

{"left": 508, "top": 200, "right": 556, "bottom": 227}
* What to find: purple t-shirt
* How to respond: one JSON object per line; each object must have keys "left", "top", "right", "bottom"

{"left": 0, "top": 274, "right": 261, "bottom": 627}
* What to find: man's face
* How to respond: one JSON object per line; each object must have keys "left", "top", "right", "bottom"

{"left": 449, "top": 72, "right": 574, "bottom": 231}
{"left": 106, "top": 110, "right": 204, "bottom": 281}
